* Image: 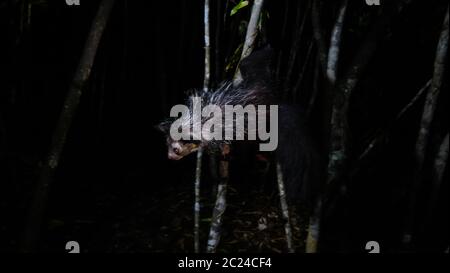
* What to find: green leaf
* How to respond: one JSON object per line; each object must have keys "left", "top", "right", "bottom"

{"left": 230, "top": 0, "right": 249, "bottom": 16}
{"left": 225, "top": 43, "right": 244, "bottom": 73}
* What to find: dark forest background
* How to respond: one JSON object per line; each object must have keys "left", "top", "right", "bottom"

{"left": 0, "top": 0, "right": 448, "bottom": 253}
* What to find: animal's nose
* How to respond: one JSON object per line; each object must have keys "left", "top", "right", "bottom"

{"left": 173, "top": 147, "right": 181, "bottom": 155}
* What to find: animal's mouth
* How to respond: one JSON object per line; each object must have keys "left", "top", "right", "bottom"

{"left": 168, "top": 142, "right": 200, "bottom": 160}
{"left": 168, "top": 152, "right": 184, "bottom": 160}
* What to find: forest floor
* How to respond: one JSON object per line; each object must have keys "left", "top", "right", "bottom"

{"left": 42, "top": 183, "right": 309, "bottom": 253}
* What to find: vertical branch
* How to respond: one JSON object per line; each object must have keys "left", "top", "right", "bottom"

{"left": 306, "top": 200, "right": 321, "bottom": 253}
{"left": 415, "top": 8, "right": 448, "bottom": 171}
{"left": 276, "top": 163, "right": 294, "bottom": 253}
{"left": 326, "top": 0, "right": 348, "bottom": 84}
{"left": 194, "top": 0, "right": 211, "bottom": 254}
{"left": 194, "top": 148, "right": 203, "bottom": 253}
{"left": 223, "top": 0, "right": 230, "bottom": 27}
{"left": 403, "top": 8, "right": 448, "bottom": 245}
{"left": 240, "top": 0, "right": 264, "bottom": 60}
{"left": 323, "top": 79, "right": 433, "bottom": 224}
{"left": 275, "top": 0, "right": 291, "bottom": 82}
{"left": 305, "top": 0, "right": 332, "bottom": 254}
{"left": 307, "top": 1, "right": 411, "bottom": 253}
{"left": 432, "top": 134, "right": 449, "bottom": 199}
{"left": 215, "top": 0, "right": 223, "bottom": 85}
{"left": 423, "top": 133, "right": 449, "bottom": 232}
{"left": 327, "top": 0, "right": 411, "bottom": 193}
{"left": 206, "top": 0, "right": 265, "bottom": 253}
{"left": 311, "top": 0, "right": 328, "bottom": 76}
{"left": 284, "top": 0, "right": 311, "bottom": 97}
{"left": 20, "top": 0, "right": 116, "bottom": 252}
{"left": 233, "top": 0, "right": 265, "bottom": 85}
{"left": 206, "top": 145, "right": 230, "bottom": 253}
{"left": 204, "top": 0, "right": 211, "bottom": 92}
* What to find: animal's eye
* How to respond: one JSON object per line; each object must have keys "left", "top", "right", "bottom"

{"left": 173, "top": 147, "right": 181, "bottom": 155}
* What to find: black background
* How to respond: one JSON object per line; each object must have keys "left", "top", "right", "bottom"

{"left": 0, "top": 0, "right": 448, "bottom": 253}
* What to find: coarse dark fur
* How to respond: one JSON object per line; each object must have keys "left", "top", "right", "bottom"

{"left": 277, "top": 105, "right": 321, "bottom": 206}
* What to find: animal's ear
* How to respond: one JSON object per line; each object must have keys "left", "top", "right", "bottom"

{"left": 240, "top": 46, "right": 274, "bottom": 85}
{"left": 154, "top": 120, "right": 171, "bottom": 133}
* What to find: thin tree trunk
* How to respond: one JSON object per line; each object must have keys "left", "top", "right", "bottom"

{"left": 283, "top": 0, "right": 310, "bottom": 97}
{"left": 306, "top": 199, "right": 321, "bottom": 253}
{"left": 433, "top": 134, "right": 449, "bottom": 192}
{"left": 194, "top": 0, "right": 211, "bottom": 253}
{"left": 275, "top": 0, "right": 291, "bottom": 82}
{"left": 327, "top": 0, "right": 411, "bottom": 190}
{"left": 234, "top": 0, "right": 265, "bottom": 84}
{"left": 307, "top": 0, "right": 411, "bottom": 253}
{"left": 240, "top": 0, "right": 264, "bottom": 61}
{"left": 210, "top": 0, "right": 221, "bottom": 190}
{"left": 326, "top": 0, "right": 347, "bottom": 84}
{"left": 206, "top": 145, "right": 230, "bottom": 253}
{"left": 403, "top": 8, "right": 448, "bottom": 246}
{"left": 20, "top": 0, "right": 115, "bottom": 252}
{"left": 204, "top": 0, "right": 211, "bottom": 92}
{"left": 323, "top": 79, "right": 433, "bottom": 225}
{"left": 423, "top": 133, "right": 449, "bottom": 233}
{"left": 414, "top": 7, "right": 448, "bottom": 178}
{"left": 215, "top": 0, "right": 223, "bottom": 85}
{"left": 207, "top": 0, "right": 223, "bottom": 189}
{"left": 194, "top": 148, "right": 203, "bottom": 253}
{"left": 206, "top": 0, "right": 265, "bottom": 252}
{"left": 276, "top": 163, "right": 294, "bottom": 253}
{"left": 311, "top": 0, "right": 328, "bottom": 76}
{"left": 223, "top": 0, "right": 230, "bottom": 28}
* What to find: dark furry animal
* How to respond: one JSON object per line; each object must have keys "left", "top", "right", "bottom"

{"left": 277, "top": 104, "right": 321, "bottom": 205}
{"left": 156, "top": 47, "right": 321, "bottom": 205}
